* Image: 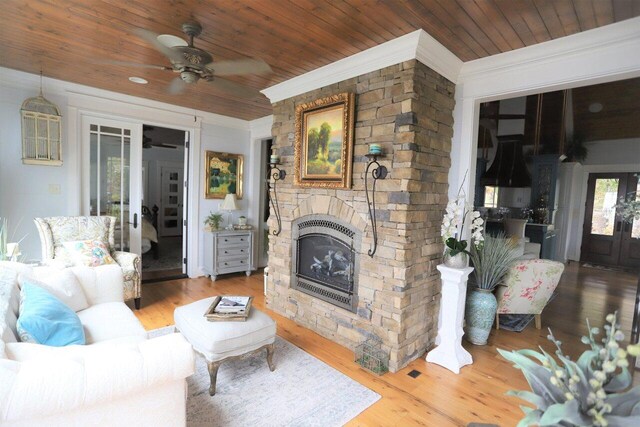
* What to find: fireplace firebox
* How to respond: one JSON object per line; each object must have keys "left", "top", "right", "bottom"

{"left": 292, "top": 215, "right": 360, "bottom": 312}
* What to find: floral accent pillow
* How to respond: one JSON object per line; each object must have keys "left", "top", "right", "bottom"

{"left": 62, "top": 240, "right": 116, "bottom": 267}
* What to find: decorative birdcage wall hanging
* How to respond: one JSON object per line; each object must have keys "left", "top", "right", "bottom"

{"left": 21, "top": 92, "right": 62, "bottom": 166}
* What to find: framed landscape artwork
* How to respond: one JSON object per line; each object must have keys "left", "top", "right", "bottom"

{"left": 294, "top": 92, "right": 355, "bottom": 189}
{"left": 204, "top": 151, "right": 244, "bottom": 199}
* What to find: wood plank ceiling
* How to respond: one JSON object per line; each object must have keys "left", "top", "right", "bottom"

{"left": 1, "top": 1, "right": 638, "bottom": 120}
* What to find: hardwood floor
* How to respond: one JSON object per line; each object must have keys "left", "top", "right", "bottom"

{"left": 129, "top": 263, "right": 639, "bottom": 426}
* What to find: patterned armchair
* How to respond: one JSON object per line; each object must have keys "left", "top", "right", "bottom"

{"left": 495, "top": 259, "right": 564, "bottom": 330}
{"left": 33, "top": 216, "right": 141, "bottom": 309}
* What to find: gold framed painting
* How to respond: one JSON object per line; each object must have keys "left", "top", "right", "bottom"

{"left": 294, "top": 92, "right": 355, "bottom": 189}
{"left": 204, "top": 151, "right": 244, "bottom": 199}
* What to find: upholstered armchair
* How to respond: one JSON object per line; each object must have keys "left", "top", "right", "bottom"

{"left": 33, "top": 216, "right": 141, "bottom": 309}
{"left": 495, "top": 259, "right": 564, "bottom": 330}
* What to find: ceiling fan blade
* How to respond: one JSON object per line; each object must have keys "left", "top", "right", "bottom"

{"left": 206, "top": 77, "right": 261, "bottom": 99}
{"left": 97, "top": 59, "right": 171, "bottom": 70}
{"left": 167, "top": 76, "right": 187, "bottom": 95}
{"left": 135, "top": 28, "right": 184, "bottom": 63}
{"left": 206, "top": 58, "right": 272, "bottom": 76}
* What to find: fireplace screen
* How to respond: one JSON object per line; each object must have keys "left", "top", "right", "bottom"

{"left": 297, "top": 234, "right": 353, "bottom": 292}
{"left": 292, "top": 216, "right": 360, "bottom": 312}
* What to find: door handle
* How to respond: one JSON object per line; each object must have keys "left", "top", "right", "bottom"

{"left": 133, "top": 213, "right": 138, "bottom": 229}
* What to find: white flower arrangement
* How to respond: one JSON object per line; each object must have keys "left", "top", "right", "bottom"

{"left": 470, "top": 211, "right": 484, "bottom": 249}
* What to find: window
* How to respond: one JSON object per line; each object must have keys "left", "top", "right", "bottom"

{"left": 484, "top": 186, "right": 499, "bottom": 208}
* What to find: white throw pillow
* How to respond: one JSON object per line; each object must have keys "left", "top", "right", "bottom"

{"left": 18, "top": 269, "right": 89, "bottom": 312}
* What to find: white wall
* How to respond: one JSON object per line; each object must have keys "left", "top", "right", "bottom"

{"left": 198, "top": 123, "right": 252, "bottom": 270}
{"left": 0, "top": 67, "right": 255, "bottom": 278}
{"left": 583, "top": 138, "right": 640, "bottom": 166}
{"left": 0, "top": 85, "right": 70, "bottom": 260}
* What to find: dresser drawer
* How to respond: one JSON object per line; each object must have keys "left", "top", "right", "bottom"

{"left": 218, "top": 247, "right": 249, "bottom": 257}
{"left": 216, "top": 257, "right": 250, "bottom": 270}
{"left": 217, "top": 234, "right": 251, "bottom": 247}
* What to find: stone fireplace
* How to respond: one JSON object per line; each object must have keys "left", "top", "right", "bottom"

{"left": 266, "top": 60, "right": 455, "bottom": 372}
{"left": 292, "top": 215, "right": 361, "bottom": 313}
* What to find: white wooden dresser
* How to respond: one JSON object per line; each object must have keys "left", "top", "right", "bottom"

{"left": 203, "top": 229, "right": 254, "bottom": 281}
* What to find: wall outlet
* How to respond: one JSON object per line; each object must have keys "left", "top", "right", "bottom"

{"left": 48, "top": 184, "right": 61, "bottom": 195}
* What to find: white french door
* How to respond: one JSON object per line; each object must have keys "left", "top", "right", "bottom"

{"left": 82, "top": 116, "right": 143, "bottom": 256}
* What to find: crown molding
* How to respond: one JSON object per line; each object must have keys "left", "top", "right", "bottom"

{"left": 249, "top": 115, "right": 273, "bottom": 140}
{"left": 0, "top": 66, "right": 250, "bottom": 130}
{"left": 457, "top": 17, "right": 640, "bottom": 99}
{"left": 262, "top": 29, "right": 462, "bottom": 103}
{"left": 415, "top": 30, "right": 464, "bottom": 84}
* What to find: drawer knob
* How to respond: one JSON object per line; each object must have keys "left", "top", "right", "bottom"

{"left": 224, "top": 250, "right": 228, "bottom": 254}
{"left": 224, "top": 239, "right": 228, "bottom": 242}
{"left": 240, "top": 260, "right": 244, "bottom": 263}
{"left": 224, "top": 262, "right": 228, "bottom": 265}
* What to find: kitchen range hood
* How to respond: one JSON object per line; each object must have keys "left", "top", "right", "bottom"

{"left": 480, "top": 140, "right": 531, "bottom": 187}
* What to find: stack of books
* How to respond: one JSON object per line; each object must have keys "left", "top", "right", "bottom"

{"left": 204, "top": 296, "right": 253, "bottom": 322}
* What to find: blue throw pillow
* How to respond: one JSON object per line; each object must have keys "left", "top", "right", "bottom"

{"left": 17, "top": 282, "right": 85, "bottom": 346}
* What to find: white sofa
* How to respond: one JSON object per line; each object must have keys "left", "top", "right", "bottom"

{"left": 0, "top": 262, "right": 195, "bottom": 427}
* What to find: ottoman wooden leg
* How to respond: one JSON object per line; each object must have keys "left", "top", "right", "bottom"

{"left": 207, "top": 360, "right": 223, "bottom": 396}
{"left": 266, "top": 343, "right": 275, "bottom": 372}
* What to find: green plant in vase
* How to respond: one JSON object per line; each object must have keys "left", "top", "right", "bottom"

{"left": 464, "top": 232, "right": 520, "bottom": 345}
{"left": 499, "top": 312, "right": 640, "bottom": 427}
{"left": 204, "top": 212, "right": 223, "bottom": 231}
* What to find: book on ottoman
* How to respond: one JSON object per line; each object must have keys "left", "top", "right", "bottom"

{"left": 204, "top": 296, "right": 253, "bottom": 321}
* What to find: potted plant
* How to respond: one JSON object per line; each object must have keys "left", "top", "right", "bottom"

{"left": 464, "top": 231, "right": 519, "bottom": 345}
{"left": 238, "top": 215, "right": 247, "bottom": 227}
{"left": 499, "top": 312, "right": 640, "bottom": 427}
{"left": 440, "top": 174, "right": 477, "bottom": 268}
{"left": 204, "top": 212, "right": 223, "bottom": 231}
{"left": 0, "top": 218, "right": 24, "bottom": 261}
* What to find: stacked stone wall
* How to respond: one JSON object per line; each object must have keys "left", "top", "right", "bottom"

{"left": 266, "top": 60, "right": 455, "bottom": 371}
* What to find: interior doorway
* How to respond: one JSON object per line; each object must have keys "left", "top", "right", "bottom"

{"left": 581, "top": 172, "right": 640, "bottom": 269}
{"left": 140, "top": 125, "right": 189, "bottom": 281}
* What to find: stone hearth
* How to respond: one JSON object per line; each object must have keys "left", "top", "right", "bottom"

{"left": 266, "top": 60, "right": 455, "bottom": 372}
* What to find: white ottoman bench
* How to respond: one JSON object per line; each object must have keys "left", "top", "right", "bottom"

{"left": 174, "top": 297, "right": 276, "bottom": 396}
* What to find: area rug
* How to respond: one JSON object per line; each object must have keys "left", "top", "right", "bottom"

{"left": 581, "top": 262, "right": 623, "bottom": 272}
{"left": 142, "top": 237, "right": 182, "bottom": 272}
{"left": 149, "top": 326, "right": 381, "bottom": 427}
{"left": 498, "top": 293, "right": 558, "bottom": 332}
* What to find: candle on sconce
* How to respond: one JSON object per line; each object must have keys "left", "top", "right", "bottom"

{"left": 368, "top": 143, "right": 382, "bottom": 155}
{"left": 270, "top": 154, "right": 280, "bottom": 164}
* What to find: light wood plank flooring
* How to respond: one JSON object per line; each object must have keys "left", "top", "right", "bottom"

{"left": 129, "top": 262, "right": 639, "bottom": 426}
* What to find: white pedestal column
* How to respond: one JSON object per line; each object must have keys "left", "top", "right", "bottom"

{"left": 426, "top": 265, "right": 474, "bottom": 374}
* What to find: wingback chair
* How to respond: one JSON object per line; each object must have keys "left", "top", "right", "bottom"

{"left": 495, "top": 259, "right": 564, "bottom": 330}
{"left": 33, "top": 216, "right": 141, "bottom": 309}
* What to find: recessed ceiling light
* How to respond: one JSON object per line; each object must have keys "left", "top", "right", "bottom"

{"left": 588, "top": 102, "right": 603, "bottom": 113}
{"left": 157, "top": 34, "right": 188, "bottom": 48}
{"left": 129, "top": 77, "right": 148, "bottom": 84}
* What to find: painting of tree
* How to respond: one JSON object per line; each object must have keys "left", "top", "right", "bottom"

{"left": 304, "top": 105, "right": 343, "bottom": 176}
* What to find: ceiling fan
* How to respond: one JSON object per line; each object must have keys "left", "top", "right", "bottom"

{"left": 142, "top": 126, "right": 176, "bottom": 149}
{"left": 105, "top": 22, "right": 272, "bottom": 98}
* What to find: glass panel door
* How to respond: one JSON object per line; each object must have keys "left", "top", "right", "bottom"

{"left": 590, "top": 178, "right": 620, "bottom": 236}
{"left": 84, "top": 117, "right": 142, "bottom": 256}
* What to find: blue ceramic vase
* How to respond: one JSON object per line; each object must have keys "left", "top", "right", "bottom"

{"left": 464, "top": 288, "right": 497, "bottom": 345}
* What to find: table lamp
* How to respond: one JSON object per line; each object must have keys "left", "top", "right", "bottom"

{"left": 220, "top": 193, "right": 239, "bottom": 230}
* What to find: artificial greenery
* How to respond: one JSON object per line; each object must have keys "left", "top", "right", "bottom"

{"left": 469, "top": 232, "right": 519, "bottom": 290}
{"left": 204, "top": 212, "right": 223, "bottom": 230}
{"left": 499, "top": 312, "right": 640, "bottom": 427}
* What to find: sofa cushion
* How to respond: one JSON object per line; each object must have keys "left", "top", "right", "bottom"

{"left": 63, "top": 240, "right": 116, "bottom": 267}
{"left": 18, "top": 269, "right": 89, "bottom": 312}
{"left": 70, "top": 265, "right": 124, "bottom": 305}
{"left": 77, "top": 302, "right": 146, "bottom": 344}
{"left": 17, "top": 283, "right": 86, "bottom": 346}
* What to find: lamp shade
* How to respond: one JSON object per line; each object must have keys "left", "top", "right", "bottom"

{"left": 220, "top": 193, "right": 239, "bottom": 211}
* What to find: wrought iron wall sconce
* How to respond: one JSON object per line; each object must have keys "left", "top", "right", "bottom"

{"left": 364, "top": 152, "right": 388, "bottom": 256}
{"left": 267, "top": 159, "right": 286, "bottom": 236}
